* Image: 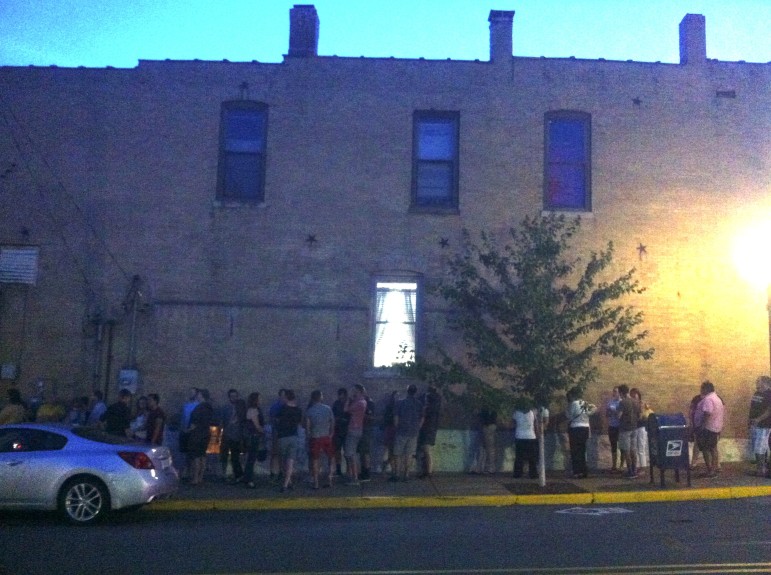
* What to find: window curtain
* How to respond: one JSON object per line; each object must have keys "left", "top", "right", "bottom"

{"left": 373, "top": 284, "right": 417, "bottom": 367}
{"left": 374, "top": 287, "right": 388, "bottom": 352}
{"left": 402, "top": 288, "right": 416, "bottom": 356}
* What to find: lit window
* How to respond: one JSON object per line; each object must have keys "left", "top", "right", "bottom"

{"left": 373, "top": 281, "right": 418, "bottom": 368}
{"left": 217, "top": 101, "right": 267, "bottom": 202}
{"left": 544, "top": 111, "right": 591, "bottom": 211}
{"left": 0, "top": 246, "right": 39, "bottom": 285}
{"left": 412, "top": 111, "right": 459, "bottom": 209}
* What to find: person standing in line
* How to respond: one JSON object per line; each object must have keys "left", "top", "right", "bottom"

{"left": 616, "top": 384, "right": 639, "bottom": 478}
{"left": 0, "top": 388, "right": 28, "bottom": 424}
{"left": 268, "top": 388, "right": 287, "bottom": 482}
{"left": 332, "top": 387, "right": 349, "bottom": 477}
{"left": 565, "top": 386, "right": 596, "bottom": 479}
{"left": 380, "top": 391, "right": 398, "bottom": 476}
{"left": 243, "top": 392, "right": 265, "bottom": 489}
{"left": 274, "top": 389, "right": 302, "bottom": 493}
{"left": 629, "top": 388, "right": 651, "bottom": 470}
{"left": 688, "top": 392, "right": 703, "bottom": 470}
{"left": 605, "top": 386, "right": 622, "bottom": 473}
{"left": 390, "top": 384, "right": 423, "bottom": 482}
{"left": 181, "top": 387, "right": 199, "bottom": 430}
{"left": 356, "top": 385, "right": 376, "bottom": 482}
{"left": 186, "top": 389, "right": 214, "bottom": 486}
{"left": 129, "top": 395, "right": 149, "bottom": 441}
{"left": 220, "top": 390, "right": 245, "bottom": 483}
{"left": 694, "top": 380, "right": 725, "bottom": 478}
{"left": 34, "top": 394, "right": 66, "bottom": 422}
{"left": 86, "top": 389, "right": 106, "bottom": 427}
{"left": 512, "top": 397, "right": 540, "bottom": 479}
{"left": 469, "top": 407, "right": 497, "bottom": 474}
{"left": 748, "top": 375, "right": 771, "bottom": 477}
{"left": 417, "top": 385, "right": 442, "bottom": 479}
{"left": 145, "top": 393, "right": 166, "bottom": 446}
{"left": 102, "top": 388, "right": 133, "bottom": 437}
{"left": 178, "top": 387, "right": 200, "bottom": 479}
{"left": 344, "top": 384, "right": 367, "bottom": 486}
{"left": 304, "top": 389, "right": 335, "bottom": 489}
{"left": 63, "top": 396, "right": 89, "bottom": 426}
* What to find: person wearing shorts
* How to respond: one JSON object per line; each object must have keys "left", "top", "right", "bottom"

{"left": 344, "top": 385, "right": 367, "bottom": 486}
{"left": 274, "top": 389, "right": 302, "bottom": 492}
{"left": 605, "top": 386, "right": 621, "bottom": 472}
{"left": 305, "top": 389, "right": 335, "bottom": 489}
{"left": 693, "top": 380, "right": 725, "bottom": 478}
{"left": 748, "top": 375, "right": 771, "bottom": 476}
{"left": 356, "top": 386, "right": 375, "bottom": 481}
{"left": 332, "top": 388, "right": 349, "bottom": 477}
{"left": 391, "top": 384, "right": 423, "bottom": 482}
{"left": 616, "top": 384, "right": 639, "bottom": 479}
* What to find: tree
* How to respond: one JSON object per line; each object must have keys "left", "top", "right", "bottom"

{"left": 401, "top": 214, "right": 654, "bottom": 485}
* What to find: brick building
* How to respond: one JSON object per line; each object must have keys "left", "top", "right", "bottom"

{"left": 0, "top": 6, "right": 769, "bottom": 466}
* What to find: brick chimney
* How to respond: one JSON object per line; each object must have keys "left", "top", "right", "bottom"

{"left": 679, "top": 14, "right": 706, "bottom": 65}
{"left": 288, "top": 4, "right": 319, "bottom": 57}
{"left": 488, "top": 10, "right": 514, "bottom": 62}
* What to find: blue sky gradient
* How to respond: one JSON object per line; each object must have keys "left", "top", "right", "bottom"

{"left": 1, "top": 0, "right": 769, "bottom": 68}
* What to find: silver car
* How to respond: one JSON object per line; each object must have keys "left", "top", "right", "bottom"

{"left": 0, "top": 422, "right": 178, "bottom": 524}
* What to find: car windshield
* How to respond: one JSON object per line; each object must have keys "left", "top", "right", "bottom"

{"left": 71, "top": 427, "right": 138, "bottom": 446}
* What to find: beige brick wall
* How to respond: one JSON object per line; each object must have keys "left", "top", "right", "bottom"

{"left": 0, "top": 42, "right": 768, "bottom": 440}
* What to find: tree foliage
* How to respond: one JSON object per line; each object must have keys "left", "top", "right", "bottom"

{"left": 402, "top": 214, "right": 654, "bottom": 412}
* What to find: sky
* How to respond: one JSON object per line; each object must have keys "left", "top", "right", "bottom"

{"left": 0, "top": 0, "right": 769, "bottom": 68}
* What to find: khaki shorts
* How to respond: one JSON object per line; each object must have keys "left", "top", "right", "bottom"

{"left": 394, "top": 434, "right": 417, "bottom": 457}
{"left": 618, "top": 429, "right": 635, "bottom": 452}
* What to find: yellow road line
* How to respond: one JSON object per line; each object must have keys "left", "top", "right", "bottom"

{"left": 151, "top": 485, "right": 771, "bottom": 512}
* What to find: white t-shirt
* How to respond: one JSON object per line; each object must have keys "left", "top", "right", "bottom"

{"left": 567, "top": 399, "right": 596, "bottom": 428}
{"left": 512, "top": 408, "right": 549, "bottom": 439}
{"left": 513, "top": 410, "right": 536, "bottom": 439}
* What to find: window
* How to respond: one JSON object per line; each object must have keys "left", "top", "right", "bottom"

{"left": 372, "top": 280, "right": 419, "bottom": 368}
{"left": 0, "top": 246, "right": 39, "bottom": 285}
{"left": 217, "top": 101, "right": 268, "bottom": 203}
{"left": 544, "top": 111, "right": 591, "bottom": 211}
{"left": 0, "top": 429, "right": 67, "bottom": 452}
{"left": 412, "top": 111, "right": 459, "bottom": 209}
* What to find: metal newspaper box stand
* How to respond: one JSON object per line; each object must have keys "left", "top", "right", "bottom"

{"left": 646, "top": 413, "right": 691, "bottom": 487}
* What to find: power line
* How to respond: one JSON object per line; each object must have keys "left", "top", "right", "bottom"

{"left": 0, "top": 93, "right": 133, "bottom": 290}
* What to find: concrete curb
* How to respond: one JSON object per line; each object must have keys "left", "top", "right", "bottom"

{"left": 151, "top": 485, "right": 771, "bottom": 512}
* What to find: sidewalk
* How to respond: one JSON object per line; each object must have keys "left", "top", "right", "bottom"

{"left": 152, "top": 462, "right": 771, "bottom": 512}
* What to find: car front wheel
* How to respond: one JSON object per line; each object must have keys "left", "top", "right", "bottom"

{"left": 58, "top": 476, "right": 109, "bottom": 525}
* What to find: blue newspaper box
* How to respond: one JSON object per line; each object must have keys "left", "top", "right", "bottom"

{"left": 646, "top": 412, "right": 691, "bottom": 487}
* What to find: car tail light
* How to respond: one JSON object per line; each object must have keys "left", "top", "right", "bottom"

{"left": 118, "top": 451, "right": 155, "bottom": 470}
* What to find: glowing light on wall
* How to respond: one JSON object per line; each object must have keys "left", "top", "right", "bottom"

{"left": 733, "top": 221, "right": 771, "bottom": 290}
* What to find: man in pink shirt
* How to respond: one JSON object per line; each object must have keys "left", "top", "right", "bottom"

{"left": 694, "top": 380, "right": 725, "bottom": 478}
{"left": 344, "top": 384, "right": 368, "bottom": 486}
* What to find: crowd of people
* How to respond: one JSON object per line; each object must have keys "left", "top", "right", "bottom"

{"left": 0, "top": 386, "right": 168, "bottom": 446}
{"left": 467, "top": 378, "right": 738, "bottom": 481}
{"left": 174, "top": 383, "right": 443, "bottom": 491}
{"left": 2, "top": 374, "right": 769, "bottom": 484}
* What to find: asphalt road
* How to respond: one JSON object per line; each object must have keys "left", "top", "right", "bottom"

{"left": 1, "top": 498, "right": 771, "bottom": 574}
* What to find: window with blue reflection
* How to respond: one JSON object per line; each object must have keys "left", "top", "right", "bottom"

{"left": 545, "top": 112, "right": 591, "bottom": 211}
{"left": 412, "top": 112, "right": 459, "bottom": 209}
{"left": 218, "top": 102, "right": 268, "bottom": 202}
